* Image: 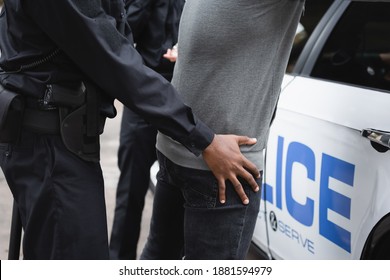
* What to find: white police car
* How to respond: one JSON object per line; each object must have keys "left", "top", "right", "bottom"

{"left": 251, "top": 0, "right": 390, "bottom": 259}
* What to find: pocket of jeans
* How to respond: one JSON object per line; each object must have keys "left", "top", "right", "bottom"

{"left": 181, "top": 169, "right": 218, "bottom": 209}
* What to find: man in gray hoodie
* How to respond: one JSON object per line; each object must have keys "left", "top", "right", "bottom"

{"left": 141, "top": 0, "right": 305, "bottom": 260}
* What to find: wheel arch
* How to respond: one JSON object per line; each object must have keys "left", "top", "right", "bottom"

{"left": 361, "top": 213, "right": 390, "bottom": 259}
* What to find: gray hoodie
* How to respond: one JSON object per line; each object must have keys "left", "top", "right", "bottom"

{"left": 157, "top": 0, "right": 305, "bottom": 171}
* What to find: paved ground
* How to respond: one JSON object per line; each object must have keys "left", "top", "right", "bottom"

{"left": 0, "top": 101, "right": 259, "bottom": 260}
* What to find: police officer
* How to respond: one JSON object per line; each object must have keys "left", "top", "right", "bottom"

{"left": 109, "top": 0, "right": 185, "bottom": 260}
{"left": 0, "top": 0, "right": 260, "bottom": 259}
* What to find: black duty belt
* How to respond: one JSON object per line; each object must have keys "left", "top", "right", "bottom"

{"left": 22, "top": 108, "right": 60, "bottom": 134}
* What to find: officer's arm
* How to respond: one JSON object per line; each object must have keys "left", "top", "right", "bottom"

{"left": 25, "top": 1, "right": 199, "bottom": 149}
{"left": 24, "top": 0, "right": 260, "bottom": 203}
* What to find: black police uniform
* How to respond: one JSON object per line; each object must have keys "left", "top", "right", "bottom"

{"left": 0, "top": 0, "right": 213, "bottom": 260}
{"left": 109, "top": 0, "right": 185, "bottom": 260}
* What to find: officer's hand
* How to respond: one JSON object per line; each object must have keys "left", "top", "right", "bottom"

{"left": 202, "top": 134, "right": 260, "bottom": 205}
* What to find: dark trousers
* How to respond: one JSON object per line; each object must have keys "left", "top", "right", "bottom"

{"left": 109, "top": 107, "right": 157, "bottom": 259}
{"left": 0, "top": 130, "right": 109, "bottom": 259}
{"left": 141, "top": 151, "right": 262, "bottom": 260}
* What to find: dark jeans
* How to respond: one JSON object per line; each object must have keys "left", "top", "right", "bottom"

{"left": 141, "top": 151, "right": 262, "bottom": 260}
{"left": 109, "top": 107, "right": 157, "bottom": 259}
{"left": 0, "top": 130, "right": 109, "bottom": 259}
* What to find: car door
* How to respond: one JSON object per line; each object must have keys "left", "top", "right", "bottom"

{"left": 252, "top": 0, "right": 335, "bottom": 259}
{"left": 262, "top": 0, "right": 390, "bottom": 259}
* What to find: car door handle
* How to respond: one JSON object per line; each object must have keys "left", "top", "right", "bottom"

{"left": 361, "top": 128, "right": 390, "bottom": 152}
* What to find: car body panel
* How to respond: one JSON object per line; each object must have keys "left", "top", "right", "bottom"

{"left": 252, "top": 0, "right": 390, "bottom": 259}
{"left": 260, "top": 76, "right": 390, "bottom": 259}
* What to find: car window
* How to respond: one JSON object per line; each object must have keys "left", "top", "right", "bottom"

{"left": 311, "top": 2, "right": 390, "bottom": 92}
{"left": 286, "top": 0, "right": 334, "bottom": 73}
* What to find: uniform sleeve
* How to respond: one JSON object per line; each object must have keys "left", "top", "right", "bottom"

{"left": 23, "top": 0, "right": 214, "bottom": 156}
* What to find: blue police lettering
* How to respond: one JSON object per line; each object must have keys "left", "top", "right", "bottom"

{"left": 285, "top": 141, "right": 315, "bottom": 226}
{"left": 266, "top": 136, "right": 354, "bottom": 253}
{"left": 319, "top": 154, "right": 354, "bottom": 253}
